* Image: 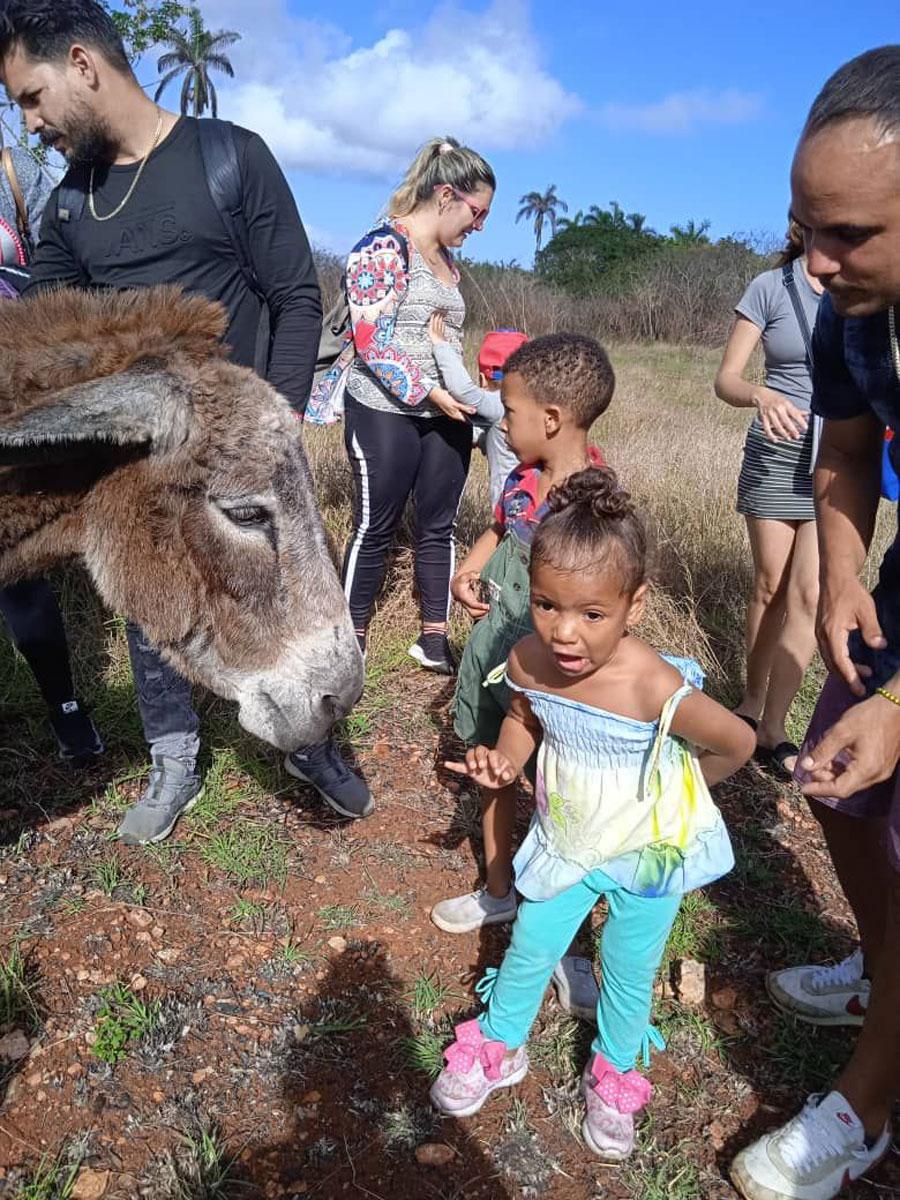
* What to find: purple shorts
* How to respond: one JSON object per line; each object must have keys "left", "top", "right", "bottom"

{"left": 794, "top": 673, "right": 900, "bottom": 872}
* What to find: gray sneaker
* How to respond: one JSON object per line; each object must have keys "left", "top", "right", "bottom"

{"left": 117, "top": 756, "right": 202, "bottom": 846}
{"left": 430, "top": 886, "right": 517, "bottom": 934}
{"left": 553, "top": 955, "right": 600, "bottom": 1022}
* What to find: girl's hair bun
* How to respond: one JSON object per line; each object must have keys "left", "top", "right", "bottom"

{"left": 546, "top": 466, "right": 633, "bottom": 520}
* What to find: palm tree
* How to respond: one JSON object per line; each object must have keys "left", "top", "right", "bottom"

{"left": 557, "top": 208, "right": 586, "bottom": 231}
{"left": 516, "top": 185, "right": 568, "bottom": 258}
{"left": 670, "top": 218, "right": 712, "bottom": 246}
{"left": 154, "top": 6, "right": 240, "bottom": 118}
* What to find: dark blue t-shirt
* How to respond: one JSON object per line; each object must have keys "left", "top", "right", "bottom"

{"left": 812, "top": 293, "right": 900, "bottom": 656}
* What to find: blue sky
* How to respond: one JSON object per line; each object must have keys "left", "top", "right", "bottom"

{"left": 161, "top": 0, "right": 891, "bottom": 263}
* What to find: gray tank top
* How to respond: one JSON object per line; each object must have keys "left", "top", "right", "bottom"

{"left": 347, "top": 244, "right": 466, "bottom": 418}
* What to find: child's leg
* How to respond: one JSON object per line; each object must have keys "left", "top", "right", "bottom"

{"left": 593, "top": 883, "right": 682, "bottom": 1073}
{"left": 483, "top": 782, "right": 516, "bottom": 898}
{"left": 480, "top": 875, "right": 602, "bottom": 1049}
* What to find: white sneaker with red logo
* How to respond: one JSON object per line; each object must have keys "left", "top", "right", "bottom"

{"left": 730, "top": 1091, "right": 891, "bottom": 1200}
{"left": 766, "top": 949, "right": 869, "bottom": 1027}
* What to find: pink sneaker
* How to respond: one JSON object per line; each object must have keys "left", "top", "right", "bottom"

{"left": 581, "top": 1052, "right": 652, "bottom": 1161}
{"left": 429, "top": 1019, "right": 528, "bottom": 1117}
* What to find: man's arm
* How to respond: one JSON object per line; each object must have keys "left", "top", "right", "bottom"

{"left": 239, "top": 133, "right": 322, "bottom": 413}
{"left": 23, "top": 184, "right": 86, "bottom": 294}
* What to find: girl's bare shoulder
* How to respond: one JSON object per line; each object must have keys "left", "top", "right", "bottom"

{"left": 507, "top": 635, "right": 548, "bottom": 688}
{"left": 626, "top": 638, "right": 691, "bottom": 710}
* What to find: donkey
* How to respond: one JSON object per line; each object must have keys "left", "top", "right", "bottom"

{"left": 0, "top": 285, "right": 363, "bottom": 751}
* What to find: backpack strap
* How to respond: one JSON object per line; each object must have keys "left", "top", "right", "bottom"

{"left": 196, "top": 118, "right": 263, "bottom": 300}
{"left": 2, "top": 148, "right": 30, "bottom": 244}
{"left": 781, "top": 263, "right": 814, "bottom": 367}
{"left": 56, "top": 165, "right": 87, "bottom": 224}
{"left": 782, "top": 262, "right": 822, "bottom": 472}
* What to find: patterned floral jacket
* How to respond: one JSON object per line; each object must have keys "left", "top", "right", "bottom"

{"left": 305, "top": 220, "right": 459, "bottom": 424}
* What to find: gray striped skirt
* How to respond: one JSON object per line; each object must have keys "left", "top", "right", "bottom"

{"left": 736, "top": 417, "right": 815, "bottom": 521}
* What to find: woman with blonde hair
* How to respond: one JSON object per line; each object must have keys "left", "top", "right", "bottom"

{"left": 308, "top": 135, "right": 495, "bottom": 675}
{"left": 714, "top": 219, "right": 824, "bottom": 776}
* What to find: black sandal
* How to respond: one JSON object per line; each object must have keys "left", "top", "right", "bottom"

{"left": 754, "top": 741, "right": 800, "bottom": 779}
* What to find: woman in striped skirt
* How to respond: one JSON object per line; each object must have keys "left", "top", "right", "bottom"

{"left": 714, "top": 222, "right": 824, "bottom": 776}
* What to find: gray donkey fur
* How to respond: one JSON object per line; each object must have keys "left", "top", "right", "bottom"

{"left": 0, "top": 284, "right": 362, "bottom": 751}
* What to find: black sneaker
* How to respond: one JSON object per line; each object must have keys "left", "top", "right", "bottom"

{"left": 49, "top": 700, "right": 104, "bottom": 768}
{"left": 284, "top": 738, "right": 374, "bottom": 819}
{"left": 408, "top": 632, "right": 456, "bottom": 676}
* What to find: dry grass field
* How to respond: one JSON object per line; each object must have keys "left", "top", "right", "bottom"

{"left": 1, "top": 341, "right": 897, "bottom": 1199}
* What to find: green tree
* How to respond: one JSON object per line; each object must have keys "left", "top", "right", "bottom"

{"left": 669, "top": 218, "right": 712, "bottom": 246}
{"left": 557, "top": 208, "right": 586, "bottom": 231}
{"left": 537, "top": 204, "right": 663, "bottom": 293}
{"left": 102, "top": 0, "right": 186, "bottom": 62}
{"left": 153, "top": 6, "right": 240, "bottom": 117}
{"left": 516, "top": 184, "right": 568, "bottom": 258}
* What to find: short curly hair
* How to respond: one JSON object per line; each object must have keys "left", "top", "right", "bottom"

{"left": 0, "top": 0, "right": 131, "bottom": 75}
{"left": 503, "top": 333, "right": 615, "bottom": 429}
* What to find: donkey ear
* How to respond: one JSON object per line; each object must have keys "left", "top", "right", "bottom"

{"left": 0, "top": 369, "right": 190, "bottom": 466}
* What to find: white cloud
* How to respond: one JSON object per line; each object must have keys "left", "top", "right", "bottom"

{"left": 195, "top": 0, "right": 581, "bottom": 176}
{"left": 597, "top": 88, "right": 763, "bottom": 135}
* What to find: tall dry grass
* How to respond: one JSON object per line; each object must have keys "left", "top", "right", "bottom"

{"left": 305, "top": 339, "right": 894, "bottom": 727}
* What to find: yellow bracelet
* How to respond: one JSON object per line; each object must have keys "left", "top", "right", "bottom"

{"left": 876, "top": 686, "right": 900, "bottom": 708}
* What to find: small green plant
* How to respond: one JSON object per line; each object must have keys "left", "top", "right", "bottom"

{"left": 0, "top": 940, "right": 42, "bottom": 1031}
{"left": 406, "top": 970, "right": 457, "bottom": 1019}
{"left": 89, "top": 855, "right": 124, "bottom": 897}
{"left": 92, "top": 983, "right": 161, "bottom": 1064}
{"left": 621, "top": 1138, "right": 703, "bottom": 1200}
{"left": 278, "top": 938, "right": 312, "bottom": 968}
{"left": 662, "top": 889, "right": 723, "bottom": 967}
{"left": 402, "top": 1026, "right": 447, "bottom": 1080}
{"left": 157, "top": 1120, "right": 244, "bottom": 1199}
{"left": 200, "top": 821, "right": 287, "bottom": 887}
{"left": 529, "top": 1011, "right": 584, "bottom": 1080}
{"left": 768, "top": 1012, "right": 850, "bottom": 1092}
{"left": 316, "top": 903, "right": 357, "bottom": 930}
{"left": 227, "top": 898, "right": 267, "bottom": 931}
{"left": 10, "top": 1149, "right": 82, "bottom": 1200}
{"left": 131, "top": 882, "right": 149, "bottom": 907}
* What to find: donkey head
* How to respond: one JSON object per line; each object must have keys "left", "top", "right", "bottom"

{"left": 0, "top": 288, "right": 363, "bottom": 751}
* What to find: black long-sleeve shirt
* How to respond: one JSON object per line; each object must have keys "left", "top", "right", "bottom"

{"left": 26, "top": 117, "right": 322, "bottom": 411}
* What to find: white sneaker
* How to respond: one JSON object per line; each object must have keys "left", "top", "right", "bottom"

{"left": 552, "top": 955, "right": 599, "bottom": 1022}
{"left": 730, "top": 1091, "right": 891, "bottom": 1200}
{"left": 766, "top": 949, "right": 869, "bottom": 1027}
{"left": 430, "top": 886, "right": 517, "bottom": 934}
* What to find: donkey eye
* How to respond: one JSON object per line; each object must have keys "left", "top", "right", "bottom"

{"left": 224, "top": 505, "right": 271, "bottom": 529}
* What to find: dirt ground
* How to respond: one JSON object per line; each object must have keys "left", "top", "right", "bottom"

{"left": 2, "top": 635, "right": 899, "bottom": 1200}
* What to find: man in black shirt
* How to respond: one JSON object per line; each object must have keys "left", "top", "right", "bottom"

{"left": 0, "top": 0, "right": 373, "bottom": 839}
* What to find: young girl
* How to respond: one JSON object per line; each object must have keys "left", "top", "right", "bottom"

{"left": 432, "top": 469, "right": 754, "bottom": 1160}
{"left": 430, "top": 334, "right": 612, "bottom": 938}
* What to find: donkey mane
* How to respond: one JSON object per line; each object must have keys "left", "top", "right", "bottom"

{"left": 0, "top": 286, "right": 228, "bottom": 417}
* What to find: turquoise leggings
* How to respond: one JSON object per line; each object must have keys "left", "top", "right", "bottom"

{"left": 479, "top": 867, "right": 681, "bottom": 1073}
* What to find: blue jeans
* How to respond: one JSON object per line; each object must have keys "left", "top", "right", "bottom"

{"left": 479, "top": 866, "right": 681, "bottom": 1073}
{"left": 125, "top": 622, "right": 200, "bottom": 763}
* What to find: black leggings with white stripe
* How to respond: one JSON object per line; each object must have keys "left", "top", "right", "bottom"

{"left": 342, "top": 393, "right": 472, "bottom": 631}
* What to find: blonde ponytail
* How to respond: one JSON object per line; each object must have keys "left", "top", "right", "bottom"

{"left": 388, "top": 135, "right": 496, "bottom": 218}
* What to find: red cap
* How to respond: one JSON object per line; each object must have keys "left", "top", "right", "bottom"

{"left": 478, "top": 328, "right": 528, "bottom": 380}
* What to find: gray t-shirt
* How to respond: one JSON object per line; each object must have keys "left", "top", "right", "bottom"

{"left": 735, "top": 263, "right": 821, "bottom": 412}
{"left": 348, "top": 245, "right": 466, "bottom": 418}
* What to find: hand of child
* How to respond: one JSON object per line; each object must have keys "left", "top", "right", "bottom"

{"left": 428, "top": 312, "right": 447, "bottom": 345}
{"left": 451, "top": 571, "right": 490, "bottom": 619}
{"left": 444, "top": 745, "right": 518, "bottom": 789}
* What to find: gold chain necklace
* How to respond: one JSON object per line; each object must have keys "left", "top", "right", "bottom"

{"left": 890, "top": 304, "right": 900, "bottom": 386}
{"left": 88, "top": 111, "right": 164, "bottom": 222}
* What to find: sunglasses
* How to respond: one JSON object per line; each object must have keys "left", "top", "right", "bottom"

{"left": 435, "top": 185, "right": 489, "bottom": 230}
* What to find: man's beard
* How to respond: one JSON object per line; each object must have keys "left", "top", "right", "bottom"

{"left": 40, "top": 104, "right": 117, "bottom": 164}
